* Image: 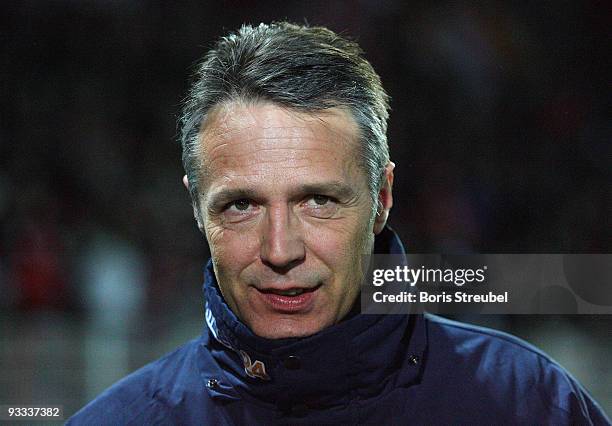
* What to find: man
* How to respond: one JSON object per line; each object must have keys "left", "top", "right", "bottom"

{"left": 69, "top": 22, "right": 609, "bottom": 425}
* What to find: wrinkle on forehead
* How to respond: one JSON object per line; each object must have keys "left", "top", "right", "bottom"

{"left": 199, "top": 101, "right": 359, "bottom": 151}
{"left": 196, "top": 101, "right": 363, "bottom": 190}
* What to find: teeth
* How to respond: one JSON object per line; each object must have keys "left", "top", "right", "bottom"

{"left": 276, "top": 289, "right": 304, "bottom": 296}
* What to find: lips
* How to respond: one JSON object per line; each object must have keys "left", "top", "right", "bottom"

{"left": 255, "top": 284, "right": 321, "bottom": 313}
{"left": 258, "top": 285, "right": 320, "bottom": 296}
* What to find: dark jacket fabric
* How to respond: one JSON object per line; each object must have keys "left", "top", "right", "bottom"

{"left": 68, "top": 228, "right": 610, "bottom": 425}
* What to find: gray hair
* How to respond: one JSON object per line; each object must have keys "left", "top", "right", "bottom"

{"left": 179, "top": 22, "right": 390, "bottom": 216}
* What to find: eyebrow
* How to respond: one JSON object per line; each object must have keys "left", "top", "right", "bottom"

{"left": 298, "top": 182, "right": 356, "bottom": 200}
{"left": 206, "top": 181, "right": 357, "bottom": 210}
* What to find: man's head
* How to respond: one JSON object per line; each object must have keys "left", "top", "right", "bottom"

{"left": 180, "top": 22, "right": 394, "bottom": 339}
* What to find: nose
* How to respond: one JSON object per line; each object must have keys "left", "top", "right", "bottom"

{"left": 260, "top": 203, "right": 305, "bottom": 271}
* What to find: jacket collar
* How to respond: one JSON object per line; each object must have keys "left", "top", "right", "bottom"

{"left": 202, "top": 226, "right": 427, "bottom": 409}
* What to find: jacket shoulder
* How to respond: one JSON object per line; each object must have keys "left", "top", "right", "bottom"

{"left": 67, "top": 337, "right": 202, "bottom": 425}
{"left": 423, "top": 314, "right": 610, "bottom": 424}
{"left": 425, "top": 313, "right": 556, "bottom": 361}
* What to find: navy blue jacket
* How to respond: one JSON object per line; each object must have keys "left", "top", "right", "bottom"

{"left": 69, "top": 228, "right": 610, "bottom": 425}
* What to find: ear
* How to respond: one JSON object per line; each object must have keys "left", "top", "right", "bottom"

{"left": 373, "top": 162, "right": 394, "bottom": 235}
{"left": 183, "top": 175, "right": 204, "bottom": 232}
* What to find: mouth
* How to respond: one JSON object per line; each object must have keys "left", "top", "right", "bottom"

{"left": 257, "top": 285, "right": 321, "bottom": 296}
{"left": 254, "top": 284, "right": 322, "bottom": 313}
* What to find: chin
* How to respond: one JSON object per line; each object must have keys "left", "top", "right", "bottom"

{"left": 250, "top": 319, "right": 329, "bottom": 340}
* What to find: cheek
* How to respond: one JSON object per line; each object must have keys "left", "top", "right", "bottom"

{"left": 304, "top": 219, "right": 373, "bottom": 274}
{"left": 305, "top": 225, "right": 349, "bottom": 258}
{"left": 206, "top": 225, "right": 259, "bottom": 277}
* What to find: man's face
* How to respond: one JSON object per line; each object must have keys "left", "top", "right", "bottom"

{"left": 194, "top": 101, "right": 386, "bottom": 339}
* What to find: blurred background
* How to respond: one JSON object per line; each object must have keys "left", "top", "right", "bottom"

{"left": 1, "top": 0, "right": 610, "bottom": 420}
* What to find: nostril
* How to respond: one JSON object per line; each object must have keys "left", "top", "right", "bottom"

{"left": 261, "top": 258, "right": 305, "bottom": 274}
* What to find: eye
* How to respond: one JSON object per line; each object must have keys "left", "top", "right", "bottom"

{"left": 303, "top": 194, "right": 338, "bottom": 218}
{"left": 312, "top": 195, "right": 330, "bottom": 205}
{"left": 230, "top": 199, "right": 252, "bottom": 211}
{"left": 223, "top": 199, "right": 258, "bottom": 219}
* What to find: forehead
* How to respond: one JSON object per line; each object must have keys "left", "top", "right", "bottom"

{"left": 196, "top": 101, "right": 365, "bottom": 193}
